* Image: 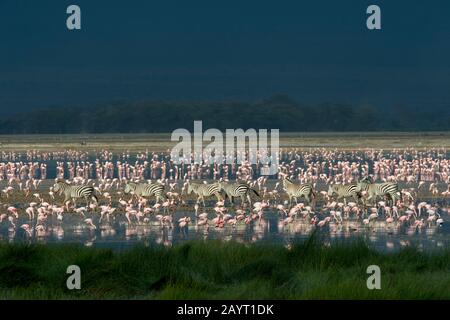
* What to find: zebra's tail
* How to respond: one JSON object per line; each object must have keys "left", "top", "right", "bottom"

{"left": 311, "top": 189, "right": 317, "bottom": 207}
{"left": 250, "top": 188, "right": 260, "bottom": 199}
{"left": 91, "top": 194, "right": 99, "bottom": 203}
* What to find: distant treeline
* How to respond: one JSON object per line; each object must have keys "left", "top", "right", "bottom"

{"left": 1, "top": 95, "right": 448, "bottom": 133}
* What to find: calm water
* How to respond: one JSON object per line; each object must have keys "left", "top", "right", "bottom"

{"left": 1, "top": 177, "right": 450, "bottom": 251}
{"left": 1, "top": 206, "right": 449, "bottom": 252}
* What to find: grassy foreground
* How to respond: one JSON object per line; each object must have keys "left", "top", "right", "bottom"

{"left": 1, "top": 237, "right": 450, "bottom": 299}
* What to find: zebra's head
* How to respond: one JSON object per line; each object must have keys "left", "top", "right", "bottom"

{"left": 124, "top": 182, "right": 137, "bottom": 194}
{"left": 327, "top": 185, "right": 336, "bottom": 197}
{"left": 281, "top": 176, "right": 292, "bottom": 188}
{"left": 186, "top": 182, "right": 194, "bottom": 194}
{"left": 53, "top": 180, "right": 65, "bottom": 193}
{"left": 218, "top": 181, "right": 230, "bottom": 190}
{"left": 356, "top": 178, "right": 370, "bottom": 192}
{"left": 355, "top": 182, "right": 368, "bottom": 193}
{"left": 360, "top": 176, "right": 372, "bottom": 183}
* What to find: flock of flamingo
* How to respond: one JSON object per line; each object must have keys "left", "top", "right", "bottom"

{"left": 0, "top": 147, "right": 450, "bottom": 248}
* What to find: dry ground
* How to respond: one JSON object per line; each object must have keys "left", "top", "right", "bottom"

{"left": 0, "top": 132, "right": 450, "bottom": 152}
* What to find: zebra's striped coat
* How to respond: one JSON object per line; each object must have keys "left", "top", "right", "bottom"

{"left": 53, "top": 181, "right": 98, "bottom": 206}
{"left": 124, "top": 182, "right": 166, "bottom": 203}
{"left": 356, "top": 181, "right": 400, "bottom": 206}
{"left": 186, "top": 182, "right": 222, "bottom": 206}
{"left": 282, "top": 177, "right": 316, "bottom": 205}
{"left": 219, "top": 181, "right": 260, "bottom": 206}
{"left": 327, "top": 184, "right": 361, "bottom": 204}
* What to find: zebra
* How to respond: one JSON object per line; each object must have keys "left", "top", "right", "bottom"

{"left": 327, "top": 184, "right": 361, "bottom": 204}
{"left": 124, "top": 181, "right": 166, "bottom": 203}
{"left": 186, "top": 181, "right": 223, "bottom": 206}
{"left": 218, "top": 181, "right": 260, "bottom": 206}
{"left": 282, "top": 177, "right": 316, "bottom": 206}
{"left": 53, "top": 180, "right": 98, "bottom": 207}
{"left": 356, "top": 180, "right": 400, "bottom": 206}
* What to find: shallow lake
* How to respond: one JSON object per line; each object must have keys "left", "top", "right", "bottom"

{"left": 2, "top": 206, "right": 449, "bottom": 252}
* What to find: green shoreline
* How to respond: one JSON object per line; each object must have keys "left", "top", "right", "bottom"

{"left": 1, "top": 235, "right": 450, "bottom": 299}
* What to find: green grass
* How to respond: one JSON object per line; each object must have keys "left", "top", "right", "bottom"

{"left": 1, "top": 235, "right": 450, "bottom": 299}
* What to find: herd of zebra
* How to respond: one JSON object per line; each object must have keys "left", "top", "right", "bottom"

{"left": 52, "top": 176, "right": 401, "bottom": 209}
{"left": 52, "top": 179, "right": 262, "bottom": 208}
{"left": 0, "top": 176, "right": 441, "bottom": 244}
{"left": 327, "top": 178, "right": 400, "bottom": 207}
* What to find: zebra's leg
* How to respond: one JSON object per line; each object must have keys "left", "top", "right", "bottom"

{"left": 304, "top": 195, "right": 310, "bottom": 205}
{"left": 246, "top": 193, "right": 252, "bottom": 208}
{"left": 310, "top": 192, "right": 316, "bottom": 209}
{"left": 91, "top": 196, "right": 98, "bottom": 211}
{"left": 391, "top": 194, "right": 398, "bottom": 207}
{"left": 240, "top": 194, "right": 246, "bottom": 207}
{"left": 394, "top": 194, "right": 399, "bottom": 207}
{"left": 63, "top": 195, "right": 70, "bottom": 207}
{"left": 361, "top": 195, "right": 368, "bottom": 207}
{"left": 353, "top": 194, "right": 359, "bottom": 205}
{"left": 384, "top": 194, "right": 390, "bottom": 207}
{"left": 215, "top": 193, "right": 223, "bottom": 203}
{"left": 366, "top": 194, "right": 374, "bottom": 206}
{"left": 222, "top": 192, "right": 229, "bottom": 205}
{"left": 226, "top": 192, "right": 233, "bottom": 205}
{"left": 201, "top": 196, "right": 206, "bottom": 207}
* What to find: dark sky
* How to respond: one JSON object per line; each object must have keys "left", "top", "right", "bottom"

{"left": 1, "top": 0, "right": 450, "bottom": 112}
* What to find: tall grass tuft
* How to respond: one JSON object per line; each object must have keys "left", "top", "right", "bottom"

{"left": 1, "top": 234, "right": 450, "bottom": 299}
